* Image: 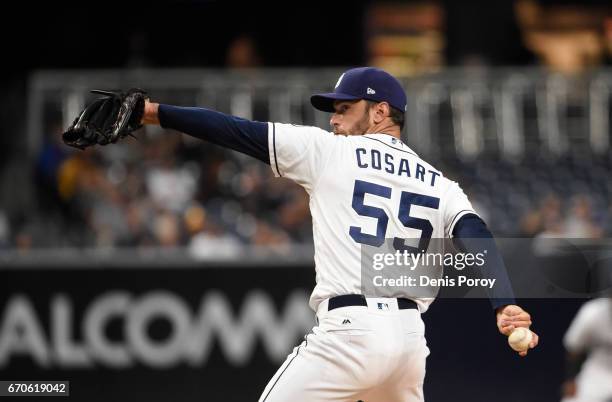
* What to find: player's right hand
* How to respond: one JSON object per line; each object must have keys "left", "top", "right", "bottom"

{"left": 496, "top": 304, "right": 539, "bottom": 356}
{"left": 496, "top": 304, "right": 531, "bottom": 335}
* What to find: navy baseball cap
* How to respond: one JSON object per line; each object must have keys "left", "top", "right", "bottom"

{"left": 311, "top": 67, "right": 407, "bottom": 113}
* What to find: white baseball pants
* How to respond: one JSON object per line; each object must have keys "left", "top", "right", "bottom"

{"left": 258, "top": 297, "right": 429, "bottom": 402}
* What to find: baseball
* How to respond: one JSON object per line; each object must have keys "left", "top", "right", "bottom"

{"left": 508, "top": 327, "right": 533, "bottom": 352}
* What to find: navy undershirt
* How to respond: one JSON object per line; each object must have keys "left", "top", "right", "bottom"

{"left": 453, "top": 213, "right": 516, "bottom": 310}
{"left": 159, "top": 104, "right": 269, "bottom": 164}
{"left": 158, "top": 104, "right": 515, "bottom": 310}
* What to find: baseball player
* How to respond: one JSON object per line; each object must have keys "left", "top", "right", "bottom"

{"left": 63, "top": 67, "right": 539, "bottom": 401}
{"left": 562, "top": 297, "right": 612, "bottom": 402}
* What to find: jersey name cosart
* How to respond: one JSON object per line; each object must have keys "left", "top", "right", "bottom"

{"left": 355, "top": 147, "right": 441, "bottom": 186}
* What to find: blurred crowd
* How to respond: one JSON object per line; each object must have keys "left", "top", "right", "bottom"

{"left": 0, "top": 123, "right": 609, "bottom": 257}
{"left": 1, "top": 0, "right": 611, "bottom": 255}
{"left": 1, "top": 125, "right": 311, "bottom": 257}
{"left": 440, "top": 155, "right": 612, "bottom": 238}
{"left": 519, "top": 193, "right": 607, "bottom": 239}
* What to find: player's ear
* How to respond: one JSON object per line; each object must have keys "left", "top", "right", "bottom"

{"left": 372, "top": 102, "right": 390, "bottom": 124}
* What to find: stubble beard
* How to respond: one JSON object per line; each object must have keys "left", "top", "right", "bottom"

{"left": 333, "top": 111, "right": 371, "bottom": 136}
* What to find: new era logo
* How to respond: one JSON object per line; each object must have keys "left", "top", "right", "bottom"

{"left": 342, "top": 319, "right": 351, "bottom": 324}
{"left": 367, "top": 87, "right": 376, "bottom": 95}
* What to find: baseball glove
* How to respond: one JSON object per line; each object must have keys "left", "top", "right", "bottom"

{"left": 62, "top": 88, "right": 148, "bottom": 150}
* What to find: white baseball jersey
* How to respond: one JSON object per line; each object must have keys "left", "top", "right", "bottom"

{"left": 267, "top": 123, "right": 477, "bottom": 313}
{"left": 563, "top": 298, "right": 612, "bottom": 402}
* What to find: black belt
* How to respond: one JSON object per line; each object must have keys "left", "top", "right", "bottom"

{"left": 328, "top": 294, "right": 417, "bottom": 311}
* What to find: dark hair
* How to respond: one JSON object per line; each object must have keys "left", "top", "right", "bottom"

{"left": 390, "top": 106, "right": 405, "bottom": 131}
{"left": 365, "top": 100, "right": 405, "bottom": 130}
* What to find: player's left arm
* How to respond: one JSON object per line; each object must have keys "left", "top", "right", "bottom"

{"left": 141, "top": 101, "right": 270, "bottom": 163}
{"left": 452, "top": 214, "right": 539, "bottom": 356}
{"left": 141, "top": 101, "right": 334, "bottom": 192}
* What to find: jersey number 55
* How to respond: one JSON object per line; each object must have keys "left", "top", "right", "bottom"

{"left": 349, "top": 179, "right": 440, "bottom": 252}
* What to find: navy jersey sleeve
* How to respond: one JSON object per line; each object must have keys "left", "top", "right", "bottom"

{"left": 158, "top": 104, "right": 269, "bottom": 164}
{"left": 452, "top": 213, "right": 516, "bottom": 310}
